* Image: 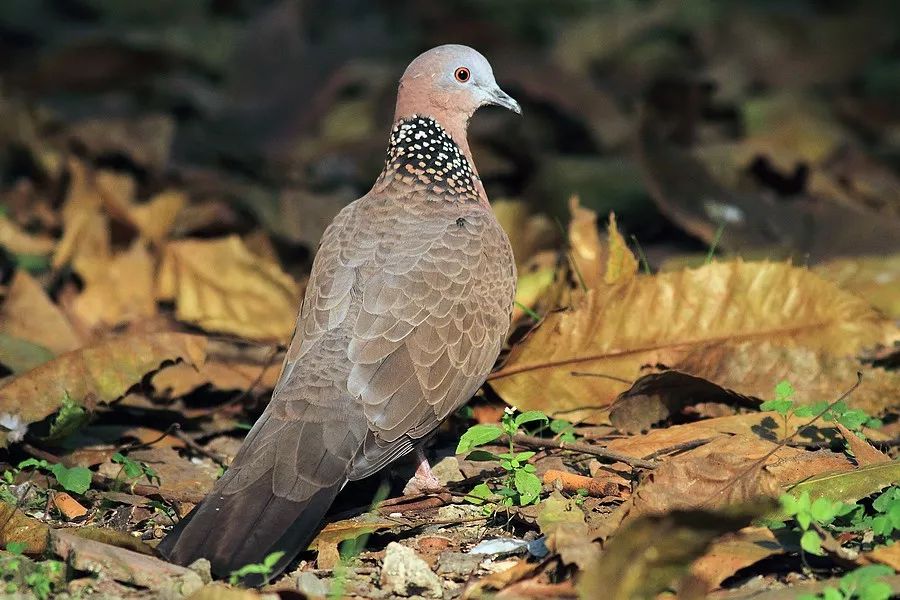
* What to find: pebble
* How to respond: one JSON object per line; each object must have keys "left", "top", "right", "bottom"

{"left": 380, "top": 542, "right": 443, "bottom": 598}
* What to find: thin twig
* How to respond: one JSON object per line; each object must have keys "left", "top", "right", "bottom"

{"left": 509, "top": 434, "right": 658, "bottom": 469}
{"left": 642, "top": 437, "right": 716, "bottom": 460}
{"left": 169, "top": 424, "right": 229, "bottom": 467}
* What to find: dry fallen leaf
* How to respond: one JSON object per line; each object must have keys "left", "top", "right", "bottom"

{"left": 568, "top": 197, "right": 637, "bottom": 290}
{"left": 624, "top": 436, "right": 781, "bottom": 519}
{"left": 72, "top": 240, "right": 157, "bottom": 329}
{"left": 492, "top": 199, "right": 559, "bottom": 268}
{"left": 491, "top": 260, "right": 896, "bottom": 422}
{"left": 152, "top": 361, "right": 280, "bottom": 397}
{"left": 537, "top": 492, "right": 601, "bottom": 569}
{"left": 0, "top": 214, "right": 55, "bottom": 256}
{"left": 52, "top": 159, "right": 111, "bottom": 270}
{"left": 0, "top": 332, "right": 206, "bottom": 446}
{"left": 578, "top": 505, "right": 768, "bottom": 600}
{"left": 689, "top": 527, "right": 784, "bottom": 590}
{"left": 308, "top": 515, "right": 403, "bottom": 569}
{"left": 0, "top": 270, "right": 82, "bottom": 354}
{"left": 674, "top": 342, "right": 900, "bottom": 417}
{"left": 862, "top": 543, "right": 900, "bottom": 571}
{"left": 98, "top": 447, "right": 220, "bottom": 502}
{"left": 157, "top": 236, "right": 300, "bottom": 341}
{"left": 814, "top": 254, "right": 900, "bottom": 319}
{"left": 835, "top": 423, "right": 891, "bottom": 466}
{"left": 610, "top": 370, "right": 758, "bottom": 433}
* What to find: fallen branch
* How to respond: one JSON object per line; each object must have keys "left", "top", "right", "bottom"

{"left": 509, "top": 434, "right": 658, "bottom": 469}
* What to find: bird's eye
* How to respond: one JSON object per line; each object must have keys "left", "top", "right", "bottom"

{"left": 454, "top": 67, "right": 470, "bottom": 83}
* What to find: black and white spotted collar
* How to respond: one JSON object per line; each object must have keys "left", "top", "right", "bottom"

{"left": 378, "top": 115, "right": 480, "bottom": 203}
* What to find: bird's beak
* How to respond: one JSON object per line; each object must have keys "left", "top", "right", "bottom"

{"left": 487, "top": 86, "right": 522, "bottom": 115}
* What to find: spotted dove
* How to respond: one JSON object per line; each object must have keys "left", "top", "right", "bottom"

{"left": 157, "top": 44, "right": 520, "bottom": 581}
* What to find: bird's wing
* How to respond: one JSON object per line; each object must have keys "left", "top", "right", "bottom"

{"left": 343, "top": 197, "right": 516, "bottom": 478}
{"left": 280, "top": 192, "right": 515, "bottom": 480}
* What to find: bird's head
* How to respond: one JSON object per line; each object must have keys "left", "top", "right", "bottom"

{"left": 394, "top": 44, "right": 521, "bottom": 127}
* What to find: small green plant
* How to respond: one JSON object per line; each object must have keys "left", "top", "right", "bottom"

{"left": 760, "top": 380, "right": 881, "bottom": 442}
{"left": 111, "top": 452, "right": 160, "bottom": 486}
{"left": 17, "top": 458, "right": 92, "bottom": 495}
{"left": 829, "top": 486, "right": 900, "bottom": 544}
{"left": 1, "top": 542, "right": 64, "bottom": 599}
{"left": 549, "top": 418, "right": 578, "bottom": 443}
{"left": 457, "top": 408, "right": 548, "bottom": 507}
{"left": 228, "top": 551, "right": 285, "bottom": 586}
{"left": 797, "top": 565, "right": 895, "bottom": 600}
{"left": 780, "top": 491, "right": 853, "bottom": 555}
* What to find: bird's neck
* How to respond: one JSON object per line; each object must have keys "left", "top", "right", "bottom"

{"left": 376, "top": 115, "right": 487, "bottom": 205}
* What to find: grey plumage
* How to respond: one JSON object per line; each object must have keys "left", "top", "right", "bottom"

{"left": 158, "top": 46, "right": 518, "bottom": 582}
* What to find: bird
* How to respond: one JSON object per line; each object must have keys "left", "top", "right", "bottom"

{"left": 157, "top": 44, "right": 520, "bottom": 582}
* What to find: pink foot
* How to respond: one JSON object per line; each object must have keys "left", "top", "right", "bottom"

{"left": 403, "top": 449, "right": 443, "bottom": 496}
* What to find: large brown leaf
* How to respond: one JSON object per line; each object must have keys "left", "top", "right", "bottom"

{"left": 674, "top": 342, "right": 900, "bottom": 417}
{"left": 156, "top": 236, "right": 300, "bottom": 341}
{"left": 0, "top": 333, "right": 206, "bottom": 446}
{"left": 490, "top": 260, "right": 895, "bottom": 422}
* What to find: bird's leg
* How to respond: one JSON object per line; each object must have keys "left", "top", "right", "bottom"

{"left": 402, "top": 448, "right": 443, "bottom": 496}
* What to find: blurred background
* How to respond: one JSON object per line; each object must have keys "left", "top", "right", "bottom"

{"left": 1, "top": 0, "right": 900, "bottom": 281}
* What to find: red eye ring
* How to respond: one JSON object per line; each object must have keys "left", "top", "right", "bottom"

{"left": 454, "top": 67, "right": 470, "bottom": 83}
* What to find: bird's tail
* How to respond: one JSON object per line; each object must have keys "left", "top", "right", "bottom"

{"left": 156, "top": 472, "right": 344, "bottom": 584}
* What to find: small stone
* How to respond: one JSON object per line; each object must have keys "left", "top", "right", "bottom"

{"left": 380, "top": 542, "right": 443, "bottom": 598}
{"left": 295, "top": 572, "right": 328, "bottom": 597}
{"left": 435, "top": 551, "right": 481, "bottom": 576}
{"left": 430, "top": 456, "right": 464, "bottom": 486}
{"left": 186, "top": 558, "right": 212, "bottom": 584}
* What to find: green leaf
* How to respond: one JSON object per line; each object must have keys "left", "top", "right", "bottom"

{"left": 787, "top": 462, "right": 900, "bottom": 507}
{"left": 5, "top": 541, "right": 26, "bottom": 555}
{"left": 810, "top": 497, "right": 838, "bottom": 524}
{"left": 797, "top": 510, "right": 812, "bottom": 530}
{"left": 800, "top": 529, "right": 822, "bottom": 555}
{"left": 774, "top": 380, "right": 795, "bottom": 401}
{"left": 780, "top": 493, "right": 800, "bottom": 515}
{"left": 514, "top": 469, "right": 542, "bottom": 505}
{"left": 514, "top": 410, "right": 549, "bottom": 428}
{"left": 550, "top": 419, "right": 574, "bottom": 434}
{"left": 17, "top": 458, "right": 48, "bottom": 470}
{"left": 262, "top": 551, "right": 285, "bottom": 569}
{"left": 821, "top": 588, "right": 842, "bottom": 600}
{"left": 838, "top": 409, "right": 870, "bottom": 431}
{"left": 45, "top": 393, "right": 88, "bottom": 442}
{"left": 465, "top": 450, "right": 498, "bottom": 462}
{"left": 860, "top": 582, "right": 891, "bottom": 600}
{"left": 759, "top": 398, "right": 792, "bottom": 416}
{"left": 465, "top": 483, "right": 493, "bottom": 505}
{"left": 50, "top": 464, "right": 92, "bottom": 494}
{"left": 456, "top": 424, "right": 502, "bottom": 454}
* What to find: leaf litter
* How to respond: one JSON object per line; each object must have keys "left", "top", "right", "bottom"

{"left": 0, "top": 2, "right": 897, "bottom": 599}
